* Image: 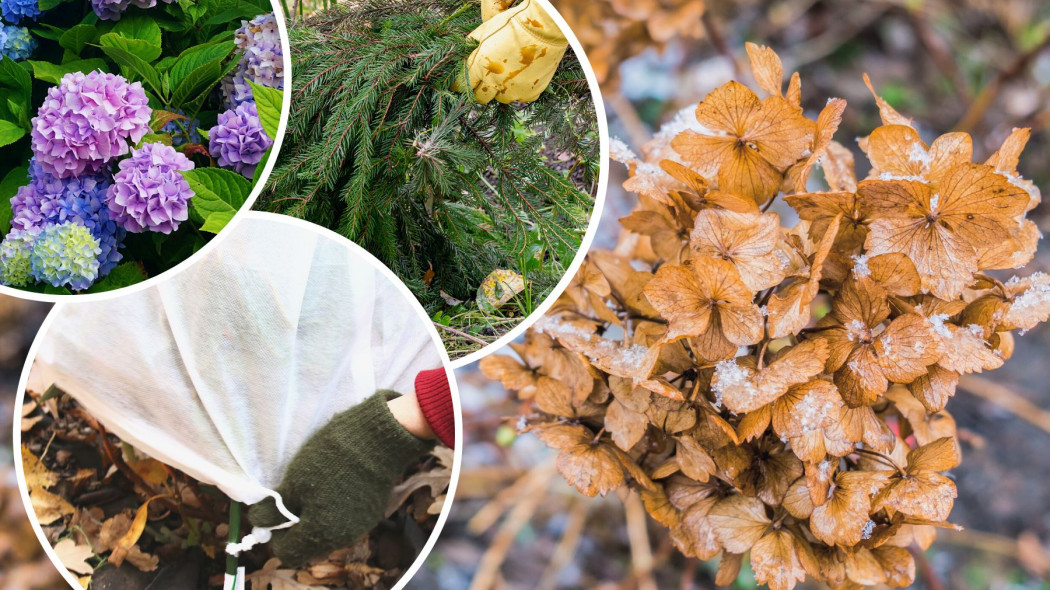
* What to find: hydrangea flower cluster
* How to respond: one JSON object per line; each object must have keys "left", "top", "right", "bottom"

{"left": 222, "top": 13, "right": 283, "bottom": 107}
{"left": 90, "top": 0, "right": 173, "bottom": 22}
{"left": 0, "top": 228, "right": 36, "bottom": 287}
{"left": 483, "top": 46, "right": 1050, "bottom": 590}
{"left": 0, "top": 0, "right": 40, "bottom": 24}
{"left": 108, "top": 142, "right": 195, "bottom": 234}
{"left": 0, "top": 23, "right": 36, "bottom": 61}
{"left": 29, "top": 223, "right": 100, "bottom": 290}
{"left": 1, "top": 70, "right": 208, "bottom": 291}
{"left": 11, "top": 160, "right": 124, "bottom": 277}
{"left": 210, "top": 102, "right": 272, "bottom": 179}
{"left": 31, "top": 71, "right": 151, "bottom": 178}
{"left": 161, "top": 112, "right": 202, "bottom": 147}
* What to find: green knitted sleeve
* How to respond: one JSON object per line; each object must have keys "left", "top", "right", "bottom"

{"left": 248, "top": 390, "right": 434, "bottom": 565}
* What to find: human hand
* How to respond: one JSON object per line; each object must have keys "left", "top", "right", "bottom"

{"left": 247, "top": 390, "right": 433, "bottom": 566}
{"left": 247, "top": 368, "right": 454, "bottom": 565}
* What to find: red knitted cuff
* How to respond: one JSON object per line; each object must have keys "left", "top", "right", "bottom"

{"left": 415, "top": 367, "right": 456, "bottom": 449}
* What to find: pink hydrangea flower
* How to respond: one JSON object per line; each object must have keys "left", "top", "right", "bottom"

{"left": 107, "top": 143, "right": 195, "bottom": 234}
{"left": 30, "top": 71, "right": 151, "bottom": 178}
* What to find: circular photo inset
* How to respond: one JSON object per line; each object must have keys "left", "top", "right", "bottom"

{"left": 254, "top": 0, "right": 608, "bottom": 364}
{"left": 15, "top": 212, "right": 460, "bottom": 589}
{"left": 0, "top": 0, "right": 290, "bottom": 299}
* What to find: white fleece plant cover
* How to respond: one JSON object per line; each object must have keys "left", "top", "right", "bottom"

{"left": 32, "top": 214, "right": 442, "bottom": 550}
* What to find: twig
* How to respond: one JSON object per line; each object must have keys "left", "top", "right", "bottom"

{"left": 468, "top": 461, "right": 556, "bottom": 590}
{"left": 955, "top": 34, "right": 1050, "bottom": 133}
{"left": 905, "top": 7, "right": 971, "bottom": 104}
{"left": 909, "top": 544, "right": 947, "bottom": 590}
{"left": 605, "top": 92, "right": 650, "bottom": 151}
{"left": 701, "top": 11, "right": 740, "bottom": 79}
{"left": 467, "top": 460, "right": 550, "bottom": 534}
{"left": 433, "top": 320, "right": 490, "bottom": 346}
{"left": 625, "top": 492, "right": 657, "bottom": 590}
{"left": 536, "top": 498, "right": 589, "bottom": 590}
{"left": 938, "top": 528, "right": 1023, "bottom": 557}
{"left": 782, "top": 3, "right": 888, "bottom": 72}
{"left": 680, "top": 558, "right": 697, "bottom": 590}
{"left": 958, "top": 374, "right": 1050, "bottom": 435}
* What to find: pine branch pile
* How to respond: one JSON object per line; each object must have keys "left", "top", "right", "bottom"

{"left": 258, "top": 0, "right": 598, "bottom": 307}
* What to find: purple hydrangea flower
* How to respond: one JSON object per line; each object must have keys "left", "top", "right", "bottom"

{"left": 31, "top": 71, "right": 151, "bottom": 178}
{"left": 90, "top": 0, "right": 173, "bottom": 21}
{"left": 222, "top": 13, "right": 284, "bottom": 107}
{"left": 1, "top": 24, "right": 36, "bottom": 61}
{"left": 107, "top": 142, "right": 195, "bottom": 234}
{"left": 209, "top": 101, "right": 272, "bottom": 179}
{"left": 11, "top": 160, "right": 125, "bottom": 277}
{"left": 29, "top": 222, "right": 100, "bottom": 291}
{"left": 1, "top": 0, "right": 40, "bottom": 24}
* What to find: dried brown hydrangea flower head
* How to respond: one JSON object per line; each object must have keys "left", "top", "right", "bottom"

{"left": 481, "top": 44, "right": 1050, "bottom": 590}
{"left": 555, "top": 0, "right": 706, "bottom": 83}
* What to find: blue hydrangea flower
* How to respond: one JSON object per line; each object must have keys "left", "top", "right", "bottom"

{"left": 1, "top": 0, "right": 40, "bottom": 24}
{"left": 222, "top": 13, "right": 283, "bottom": 107}
{"left": 1, "top": 24, "right": 35, "bottom": 61}
{"left": 0, "top": 228, "right": 36, "bottom": 287}
{"left": 30, "top": 223, "right": 100, "bottom": 291}
{"left": 160, "top": 111, "right": 202, "bottom": 146}
{"left": 90, "top": 0, "right": 174, "bottom": 21}
{"left": 11, "top": 159, "right": 125, "bottom": 277}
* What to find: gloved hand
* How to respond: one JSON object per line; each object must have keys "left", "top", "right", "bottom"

{"left": 247, "top": 390, "right": 440, "bottom": 566}
{"left": 457, "top": 0, "right": 569, "bottom": 104}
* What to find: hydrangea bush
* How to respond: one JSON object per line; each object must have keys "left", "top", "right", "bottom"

{"left": 0, "top": 0, "right": 285, "bottom": 294}
{"left": 481, "top": 45, "right": 1050, "bottom": 590}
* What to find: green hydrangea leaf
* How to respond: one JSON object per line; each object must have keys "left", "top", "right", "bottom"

{"left": 0, "top": 166, "right": 26, "bottom": 235}
{"left": 112, "top": 13, "right": 162, "bottom": 49}
{"left": 28, "top": 59, "right": 110, "bottom": 85}
{"left": 169, "top": 40, "right": 234, "bottom": 88}
{"left": 86, "top": 262, "right": 149, "bottom": 293}
{"left": 182, "top": 167, "right": 251, "bottom": 233}
{"left": 247, "top": 79, "right": 283, "bottom": 140}
{"left": 0, "top": 121, "right": 26, "bottom": 149}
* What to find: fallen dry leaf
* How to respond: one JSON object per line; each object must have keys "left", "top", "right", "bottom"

{"left": 247, "top": 558, "right": 314, "bottom": 590}
{"left": 477, "top": 269, "right": 526, "bottom": 313}
{"left": 386, "top": 447, "right": 453, "bottom": 516}
{"left": 31, "top": 488, "right": 75, "bottom": 524}
{"left": 53, "top": 538, "right": 94, "bottom": 576}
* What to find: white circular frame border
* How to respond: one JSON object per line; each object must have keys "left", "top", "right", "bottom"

{"left": 12, "top": 211, "right": 464, "bottom": 590}
{"left": 0, "top": 3, "right": 295, "bottom": 304}
{"left": 449, "top": 0, "right": 610, "bottom": 369}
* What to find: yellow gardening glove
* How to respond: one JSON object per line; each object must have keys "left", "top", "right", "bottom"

{"left": 459, "top": 0, "right": 569, "bottom": 104}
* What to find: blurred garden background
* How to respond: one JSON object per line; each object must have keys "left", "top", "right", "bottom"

{"left": 418, "top": 0, "right": 1050, "bottom": 589}
{"left": 0, "top": 298, "right": 57, "bottom": 588}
